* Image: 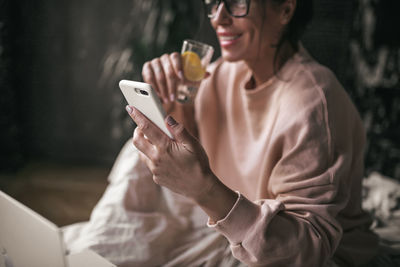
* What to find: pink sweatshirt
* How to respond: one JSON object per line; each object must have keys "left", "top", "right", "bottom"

{"left": 195, "top": 47, "right": 379, "bottom": 266}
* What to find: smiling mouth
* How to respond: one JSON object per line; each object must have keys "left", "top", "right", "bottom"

{"left": 218, "top": 34, "right": 242, "bottom": 48}
{"left": 219, "top": 35, "right": 241, "bottom": 41}
{"left": 219, "top": 35, "right": 240, "bottom": 41}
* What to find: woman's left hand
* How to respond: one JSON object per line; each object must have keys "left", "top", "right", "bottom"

{"left": 125, "top": 105, "right": 216, "bottom": 202}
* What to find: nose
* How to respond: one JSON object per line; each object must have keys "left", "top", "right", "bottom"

{"left": 211, "top": 3, "right": 232, "bottom": 25}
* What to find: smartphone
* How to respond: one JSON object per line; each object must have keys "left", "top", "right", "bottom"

{"left": 119, "top": 80, "right": 173, "bottom": 139}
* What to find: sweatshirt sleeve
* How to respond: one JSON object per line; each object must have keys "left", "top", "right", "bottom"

{"left": 208, "top": 80, "right": 364, "bottom": 266}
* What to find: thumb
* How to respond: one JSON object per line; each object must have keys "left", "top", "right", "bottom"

{"left": 165, "top": 115, "right": 193, "bottom": 144}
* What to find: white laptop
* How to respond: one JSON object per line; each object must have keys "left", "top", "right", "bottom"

{"left": 0, "top": 190, "right": 116, "bottom": 267}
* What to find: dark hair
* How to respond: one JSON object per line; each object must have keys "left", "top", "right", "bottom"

{"left": 272, "top": 0, "right": 313, "bottom": 52}
{"left": 262, "top": 0, "right": 313, "bottom": 73}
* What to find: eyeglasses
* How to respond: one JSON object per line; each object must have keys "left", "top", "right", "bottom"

{"left": 203, "top": 0, "right": 251, "bottom": 18}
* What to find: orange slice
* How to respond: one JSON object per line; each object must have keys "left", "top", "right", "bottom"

{"left": 181, "top": 51, "right": 206, "bottom": 82}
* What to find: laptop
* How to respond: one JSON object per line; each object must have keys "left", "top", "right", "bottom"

{"left": 0, "top": 190, "right": 115, "bottom": 267}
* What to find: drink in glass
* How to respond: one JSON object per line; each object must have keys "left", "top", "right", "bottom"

{"left": 177, "top": 39, "right": 214, "bottom": 103}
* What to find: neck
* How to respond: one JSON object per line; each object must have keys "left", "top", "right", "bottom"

{"left": 245, "top": 41, "right": 295, "bottom": 89}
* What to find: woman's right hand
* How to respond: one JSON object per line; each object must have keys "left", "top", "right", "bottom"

{"left": 142, "top": 52, "right": 209, "bottom": 137}
{"left": 142, "top": 52, "right": 185, "bottom": 105}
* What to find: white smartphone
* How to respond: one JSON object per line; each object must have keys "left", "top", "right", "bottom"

{"left": 119, "top": 80, "right": 173, "bottom": 139}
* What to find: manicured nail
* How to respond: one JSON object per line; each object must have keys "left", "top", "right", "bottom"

{"left": 126, "top": 105, "right": 133, "bottom": 114}
{"left": 170, "top": 94, "right": 175, "bottom": 102}
{"left": 166, "top": 116, "right": 177, "bottom": 126}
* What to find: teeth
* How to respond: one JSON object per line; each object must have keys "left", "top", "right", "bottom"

{"left": 220, "top": 35, "right": 239, "bottom": 41}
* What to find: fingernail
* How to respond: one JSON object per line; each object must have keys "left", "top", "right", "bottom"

{"left": 178, "top": 71, "right": 184, "bottom": 80}
{"left": 164, "top": 98, "right": 169, "bottom": 104}
{"left": 166, "top": 116, "right": 177, "bottom": 126}
{"left": 125, "top": 105, "right": 133, "bottom": 114}
{"left": 170, "top": 94, "right": 175, "bottom": 102}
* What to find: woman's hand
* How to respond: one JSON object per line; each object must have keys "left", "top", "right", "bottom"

{"left": 142, "top": 53, "right": 184, "bottom": 105}
{"left": 142, "top": 53, "right": 211, "bottom": 137}
{"left": 142, "top": 53, "right": 210, "bottom": 107}
{"left": 126, "top": 105, "right": 215, "bottom": 202}
{"left": 126, "top": 105, "right": 238, "bottom": 221}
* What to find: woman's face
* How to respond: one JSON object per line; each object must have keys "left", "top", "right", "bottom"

{"left": 210, "top": 0, "right": 285, "bottom": 63}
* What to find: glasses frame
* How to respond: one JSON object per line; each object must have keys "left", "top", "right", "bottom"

{"left": 203, "top": 0, "right": 251, "bottom": 19}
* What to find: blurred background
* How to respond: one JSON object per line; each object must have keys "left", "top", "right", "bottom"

{"left": 0, "top": 0, "right": 399, "bottom": 226}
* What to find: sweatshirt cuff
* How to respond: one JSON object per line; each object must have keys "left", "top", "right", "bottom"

{"left": 207, "top": 191, "right": 261, "bottom": 245}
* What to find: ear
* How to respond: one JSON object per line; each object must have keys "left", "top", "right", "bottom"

{"left": 280, "top": 0, "right": 296, "bottom": 25}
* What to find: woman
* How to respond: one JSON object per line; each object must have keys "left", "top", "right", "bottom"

{"left": 64, "top": 0, "right": 379, "bottom": 266}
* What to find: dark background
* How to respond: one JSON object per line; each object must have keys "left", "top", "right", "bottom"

{"left": 1, "top": 0, "right": 399, "bottom": 181}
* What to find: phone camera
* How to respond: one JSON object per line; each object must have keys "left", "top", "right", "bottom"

{"left": 135, "top": 88, "right": 149, "bottom": 96}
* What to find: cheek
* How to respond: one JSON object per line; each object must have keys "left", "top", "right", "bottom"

{"left": 243, "top": 24, "right": 264, "bottom": 50}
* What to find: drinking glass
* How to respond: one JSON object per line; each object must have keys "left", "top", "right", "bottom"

{"left": 177, "top": 39, "right": 214, "bottom": 103}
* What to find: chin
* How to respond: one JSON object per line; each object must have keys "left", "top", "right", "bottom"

{"left": 221, "top": 51, "right": 243, "bottom": 62}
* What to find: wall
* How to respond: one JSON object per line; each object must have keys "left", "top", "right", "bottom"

{"left": 1, "top": 0, "right": 24, "bottom": 171}
{"left": 1, "top": 0, "right": 133, "bottom": 168}
{"left": 1, "top": 0, "right": 202, "bottom": 169}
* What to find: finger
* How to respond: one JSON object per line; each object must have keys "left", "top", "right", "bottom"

{"left": 127, "top": 106, "right": 170, "bottom": 148}
{"left": 165, "top": 115, "right": 194, "bottom": 145}
{"left": 150, "top": 58, "right": 169, "bottom": 104}
{"left": 142, "top": 61, "right": 158, "bottom": 94}
{"left": 161, "top": 54, "right": 177, "bottom": 102}
{"left": 138, "top": 150, "right": 154, "bottom": 169}
{"left": 137, "top": 149, "right": 160, "bottom": 175}
{"left": 132, "top": 127, "right": 156, "bottom": 160}
{"left": 138, "top": 150, "right": 148, "bottom": 163}
{"left": 170, "top": 52, "right": 184, "bottom": 81}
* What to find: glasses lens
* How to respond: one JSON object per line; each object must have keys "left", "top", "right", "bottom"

{"left": 204, "top": 0, "right": 249, "bottom": 18}
{"left": 204, "top": 0, "right": 220, "bottom": 18}
{"left": 226, "top": 0, "right": 248, "bottom": 17}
